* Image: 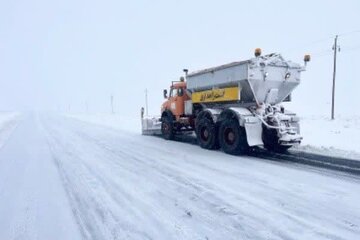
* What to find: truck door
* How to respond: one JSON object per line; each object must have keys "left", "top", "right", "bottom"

{"left": 170, "top": 87, "right": 185, "bottom": 117}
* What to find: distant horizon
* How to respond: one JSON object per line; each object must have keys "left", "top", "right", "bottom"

{"left": 1, "top": 0, "right": 359, "bottom": 117}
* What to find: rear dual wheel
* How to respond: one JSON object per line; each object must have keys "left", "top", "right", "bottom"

{"left": 195, "top": 118, "right": 219, "bottom": 150}
{"left": 262, "top": 126, "right": 291, "bottom": 153}
{"left": 218, "top": 118, "right": 249, "bottom": 155}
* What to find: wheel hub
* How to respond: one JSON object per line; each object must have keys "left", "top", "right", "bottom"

{"left": 201, "top": 127, "right": 209, "bottom": 141}
{"left": 163, "top": 123, "right": 169, "bottom": 132}
{"left": 224, "top": 128, "right": 235, "bottom": 145}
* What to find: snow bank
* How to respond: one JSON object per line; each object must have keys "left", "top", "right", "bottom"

{"left": 65, "top": 113, "right": 141, "bottom": 134}
{"left": 295, "top": 115, "right": 360, "bottom": 159}
{"left": 0, "top": 112, "right": 21, "bottom": 149}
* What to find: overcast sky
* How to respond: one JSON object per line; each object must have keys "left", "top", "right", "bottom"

{"left": 0, "top": 0, "right": 359, "bottom": 117}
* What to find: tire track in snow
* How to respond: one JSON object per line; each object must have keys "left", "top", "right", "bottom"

{"left": 41, "top": 114, "right": 360, "bottom": 240}
{"left": 42, "top": 117, "right": 204, "bottom": 239}
{"left": 42, "top": 116, "right": 252, "bottom": 239}
{"left": 70, "top": 124, "right": 342, "bottom": 239}
{"left": 43, "top": 123, "right": 154, "bottom": 240}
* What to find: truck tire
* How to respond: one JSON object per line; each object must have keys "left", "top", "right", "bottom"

{"left": 219, "top": 118, "right": 249, "bottom": 155}
{"left": 262, "top": 126, "right": 291, "bottom": 153}
{"left": 161, "top": 116, "right": 175, "bottom": 140}
{"left": 195, "top": 118, "right": 219, "bottom": 150}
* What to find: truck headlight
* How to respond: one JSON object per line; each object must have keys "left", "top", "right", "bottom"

{"left": 285, "top": 72, "right": 291, "bottom": 80}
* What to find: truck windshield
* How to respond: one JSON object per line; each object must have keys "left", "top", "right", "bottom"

{"left": 170, "top": 88, "right": 183, "bottom": 97}
{"left": 170, "top": 88, "right": 178, "bottom": 97}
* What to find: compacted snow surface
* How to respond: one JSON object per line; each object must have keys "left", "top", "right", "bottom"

{"left": 0, "top": 113, "right": 360, "bottom": 240}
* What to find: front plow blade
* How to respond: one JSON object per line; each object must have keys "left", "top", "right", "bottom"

{"left": 141, "top": 116, "right": 162, "bottom": 135}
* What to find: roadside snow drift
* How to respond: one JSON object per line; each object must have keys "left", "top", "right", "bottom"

{"left": 298, "top": 115, "right": 360, "bottom": 159}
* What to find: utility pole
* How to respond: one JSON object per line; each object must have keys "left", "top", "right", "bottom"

{"left": 110, "top": 95, "right": 114, "bottom": 114}
{"left": 145, "top": 88, "right": 148, "bottom": 116}
{"left": 331, "top": 35, "right": 340, "bottom": 120}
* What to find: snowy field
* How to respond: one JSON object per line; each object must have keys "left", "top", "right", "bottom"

{"left": 0, "top": 112, "right": 359, "bottom": 240}
{"left": 298, "top": 115, "right": 360, "bottom": 159}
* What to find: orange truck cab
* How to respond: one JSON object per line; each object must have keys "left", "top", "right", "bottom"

{"left": 160, "top": 77, "right": 193, "bottom": 139}
{"left": 161, "top": 80, "right": 189, "bottom": 120}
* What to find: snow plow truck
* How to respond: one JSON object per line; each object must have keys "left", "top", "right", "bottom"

{"left": 141, "top": 49, "right": 310, "bottom": 155}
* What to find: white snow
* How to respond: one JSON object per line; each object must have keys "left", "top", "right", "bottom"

{"left": 0, "top": 113, "right": 82, "bottom": 240}
{"left": 66, "top": 113, "right": 141, "bottom": 134}
{"left": 67, "top": 113, "right": 360, "bottom": 159}
{"left": 295, "top": 115, "right": 360, "bottom": 160}
{"left": 0, "top": 112, "right": 21, "bottom": 149}
{"left": 0, "top": 113, "right": 359, "bottom": 239}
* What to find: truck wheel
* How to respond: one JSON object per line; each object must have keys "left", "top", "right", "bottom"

{"left": 219, "top": 118, "right": 249, "bottom": 155}
{"left": 195, "top": 118, "right": 219, "bottom": 150}
{"left": 161, "top": 116, "right": 174, "bottom": 140}
{"left": 262, "top": 127, "right": 291, "bottom": 153}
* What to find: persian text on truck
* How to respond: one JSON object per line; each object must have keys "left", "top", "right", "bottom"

{"left": 141, "top": 49, "right": 310, "bottom": 155}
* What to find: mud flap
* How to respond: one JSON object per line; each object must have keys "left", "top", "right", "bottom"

{"left": 244, "top": 121, "right": 263, "bottom": 146}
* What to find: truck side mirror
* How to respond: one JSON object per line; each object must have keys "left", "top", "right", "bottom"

{"left": 141, "top": 107, "right": 144, "bottom": 118}
{"left": 163, "top": 89, "right": 168, "bottom": 99}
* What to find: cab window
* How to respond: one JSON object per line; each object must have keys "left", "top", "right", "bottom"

{"left": 170, "top": 88, "right": 178, "bottom": 97}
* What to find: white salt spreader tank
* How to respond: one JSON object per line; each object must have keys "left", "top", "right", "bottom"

{"left": 142, "top": 49, "right": 310, "bottom": 154}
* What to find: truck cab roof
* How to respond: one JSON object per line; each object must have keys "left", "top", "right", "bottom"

{"left": 171, "top": 81, "right": 186, "bottom": 89}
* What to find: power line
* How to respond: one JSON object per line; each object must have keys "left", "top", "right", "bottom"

{"left": 340, "top": 45, "right": 360, "bottom": 52}
{"left": 312, "top": 49, "right": 333, "bottom": 56}
{"left": 337, "top": 29, "right": 360, "bottom": 37}
{"left": 284, "top": 30, "right": 360, "bottom": 53}
{"left": 110, "top": 95, "right": 114, "bottom": 114}
{"left": 285, "top": 37, "right": 333, "bottom": 52}
{"left": 314, "top": 52, "right": 333, "bottom": 58}
{"left": 307, "top": 43, "right": 360, "bottom": 58}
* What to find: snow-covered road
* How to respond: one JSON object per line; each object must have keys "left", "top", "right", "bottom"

{"left": 0, "top": 112, "right": 21, "bottom": 149}
{"left": 0, "top": 113, "right": 359, "bottom": 240}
